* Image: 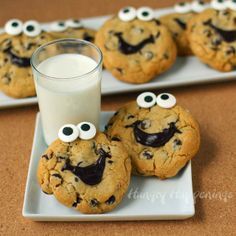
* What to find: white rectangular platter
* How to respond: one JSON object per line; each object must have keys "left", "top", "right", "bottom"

{"left": 22, "top": 112, "right": 195, "bottom": 221}
{"left": 2, "top": 6, "right": 235, "bottom": 109}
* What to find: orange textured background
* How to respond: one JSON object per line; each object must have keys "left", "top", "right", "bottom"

{"left": 0, "top": 0, "right": 235, "bottom": 235}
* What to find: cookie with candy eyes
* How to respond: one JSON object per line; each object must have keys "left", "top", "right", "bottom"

{"left": 0, "top": 19, "right": 53, "bottom": 98}
{"left": 159, "top": 1, "right": 208, "bottom": 56}
{"left": 37, "top": 122, "right": 131, "bottom": 214}
{"left": 187, "top": 0, "right": 236, "bottom": 71}
{"left": 105, "top": 92, "right": 200, "bottom": 179}
{"left": 47, "top": 19, "right": 96, "bottom": 42}
{"left": 95, "top": 6, "right": 177, "bottom": 84}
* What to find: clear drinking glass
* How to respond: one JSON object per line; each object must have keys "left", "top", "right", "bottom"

{"left": 31, "top": 39, "right": 103, "bottom": 145}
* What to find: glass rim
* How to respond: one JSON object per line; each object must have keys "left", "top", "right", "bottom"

{"left": 30, "top": 38, "right": 103, "bottom": 81}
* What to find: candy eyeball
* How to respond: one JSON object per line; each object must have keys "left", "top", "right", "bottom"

{"left": 191, "top": 1, "right": 208, "bottom": 12}
{"left": 23, "top": 20, "right": 41, "bottom": 37}
{"left": 156, "top": 93, "right": 176, "bottom": 108}
{"left": 4, "top": 19, "right": 23, "bottom": 36}
{"left": 137, "top": 92, "right": 156, "bottom": 108}
{"left": 174, "top": 2, "right": 192, "bottom": 13}
{"left": 211, "top": 0, "right": 227, "bottom": 10}
{"left": 66, "top": 19, "right": 83, "bottom": 28}
{"left": 58, "top": 124, "right": 79, "bottom": 142}
{"left": 118, "top": 6, "right": 137, "bottom": 22}
{"left": 225, "top": 0, "right": 236, "bottom": 10}
{"left": 137, "top": 7, "right": 154, "bottom": 21}
{"left": 77, "top": 122, "right": 96, "bottom": 140}
{"left": 50, "top": 21, "right": 67, "bottom": 32}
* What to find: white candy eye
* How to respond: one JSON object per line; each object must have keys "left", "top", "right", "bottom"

{"left": 23, "top": 20, "right": 41, "bottom": 37}
{"left": 174, "top": 2, "right": 192, "bottom": 13}
{"left": 118, "top": 6, "right": 137, "bottom": 22}
{"left": 225, "top": 0, "right": 236, "bottom": 10}
{"left": 137, "top": 92, "right": 156, "bottom": 108}
{"left": 192, "top": 1, "right": 208, "bottom": 12}
{"left": 137, "top": 7, "right": 154, "bottom": 21}
{"left": 58, "top": 124, "right": 79, "bottom": 142}
{"left": 50, "top": 21, "right": 67, "bottom": 32}
{"left": 4, "top": 19, "right": 23, "bottom": 36}
{"left": 66, "top": 19, "right": 83, "bottom": 28}
{"left": 156, "top": 93, "right": 176, "bottom": 109}
{"left": 211, "top": 0, "right": 227, "bottom": 10}
{"left": 77, "top": 122, "right": 96, "bottom": 140}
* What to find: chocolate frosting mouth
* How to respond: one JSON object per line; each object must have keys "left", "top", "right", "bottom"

{"left": 62, "top": 148, "right": 111, "bottom": 186}
{"left": 4, "top": 47, "right": 30, "bottom": 67}
{"left": 204, "top": 19, "right": 236, "bottom": 43}
{"left": 128, "top": 120, "right": 181, "bottom": 147}
{"left": 114, "top": 32, "right": 155, "bottom": 54}
{"left": 174, "top": 18, "right": 186, "bottom": 30}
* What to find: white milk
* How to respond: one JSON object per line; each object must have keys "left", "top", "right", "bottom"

{"left": 35, "top": 54, "right": 101, "bottom": 145}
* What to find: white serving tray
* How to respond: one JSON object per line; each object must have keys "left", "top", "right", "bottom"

{"left": 22, "top": 111, "right": 195, "bottom": 221}
{"left": 2, "top": 6, "right": 235, "bottom": 109}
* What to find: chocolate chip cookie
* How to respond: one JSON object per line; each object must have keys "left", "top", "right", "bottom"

{"left": 95, "top": 6, "right": 177, "bottom": 84}
{"left": 47, "top": 19, "right": 96, "bottom": 42}
{"left": 188, "top": 1, "right": 236, "bottom": 71}
{"left": 0, "top": 19, "right": 53, "bottom": 98}
{"left": 160, "top": 1, "right": 208, "bottom": 56}
{"left": 106, "top": 92, "right": 200, "bottom": 179}
{"left": 37, "top": 122, "right": 131, "bottom": 214}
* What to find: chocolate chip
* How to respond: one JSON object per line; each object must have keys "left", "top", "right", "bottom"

{"left": 212, "top": 38, "right": 222, "bottom": 46}
{"left": 74, "top": 177, "right": 79, "bottom": 182}
{"left": 42, "top": 190, "right": 50, "bottom": 195}
{"left": 90, "top": 199, "right": 99, "bottom": 207}
{"left": 52, "top": 173, "right": 62, "bottom": 179}
{"left": 163, "top": 53, "right": 169, "bottom": 60}
{"left": 140, "top": 119, "right": 151, "bottom": 130}
{"left": 127, "top": 114, "right": 135, "bottom": 119}
{"left": 204, "top": 29, "right": 212, "bottom": 37}
{"left": 105, "top": 195, "right": 116, "bottom": 205}
{"left": 155, "top": 19, "right": 161, "bottom": 25}
{"left": 141, "top": 150, "right": 153, "bottom": 160}
{"left": 111, "top": 136, "right": 121, "bottom": 141}
{"left": 83, "top": 33, "right": 94, "bottom": 42}
{"left": 4, "top": 58, "right": 9, "bottom": 63}
{"left": 116, "top": 68, "right": 123, "bottom": 74}
{"left": 108, "top": 160, "right": 113, "bottom": 164}
{"left": 174, "top": 139, "right": 182, "bottom": 145}
{"left": 226, "top": 46, "right": 236, "bottom": 55}
{"left": 72, "top": 195, "right": 82, "bottom": 207}
{"left": 42, "top": 154, "right": 49, "bottom": 160}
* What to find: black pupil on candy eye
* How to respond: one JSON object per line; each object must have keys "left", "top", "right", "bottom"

{"left": 217, "top": 0, "right": 223, "bottom": 2}
{"left": 81, "top": 124, "right": 90, "bottom": 131}
{"left": 161, "top": 94, "right": 169, "bottom": 100}
{"left": 179, "top": 2, "right": 185, "bottom": 6}
{"left": 12, "top": 22, "right": 18, "bottom": 27}
{"left": 123, "top": 8, "right": 130, "bottom": 13}
{"left": 199, "top": 0, "right": 204, "bottom": 5}
{"left": 63, "top": 127, "right": 73, "bottom": 136}
{"left": 73, "top": 19, "right": 80, "bottom": 23}
{"left": 26, "top": 25, "right": 34, "bottom": 32}
{"left": 142, "top": 11, "right": 149, "bottom": 17}
{"left": 144, "top": 96, "right": 153, "bottom": 103}
{"left": 59, "top": 22, "right": 65, "bottom": 26}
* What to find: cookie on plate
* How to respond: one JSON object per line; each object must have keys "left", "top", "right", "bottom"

{"left": 159, "top": 1, "right": 208, "bottom": 56}
{"left": 37, "top": 122, "right": 131, "bottom": 214}
{"left": 95, "top": 6, "right": 177, "bottom": 84}
{"left": 0, "top": 19, "right": 53, "bottom": 98}
{"left": 188, "top": 0, "right": 236, "bottom": 71}
{"left": 106, "top": 92, "right": 200, "bottom": 179}
{"left": 47, "top": 19, "right": 96, "bottom": 42}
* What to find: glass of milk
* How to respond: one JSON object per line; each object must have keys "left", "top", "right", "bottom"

{"left": 31, "top": 39, "right": 103, "bottom": 145}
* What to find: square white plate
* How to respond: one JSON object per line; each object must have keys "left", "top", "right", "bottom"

{"left": 1, "top": 7, "right": 236, "bottom": 109}
{"left": 22, "top": 111, "right": 195, "bottom": 221}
